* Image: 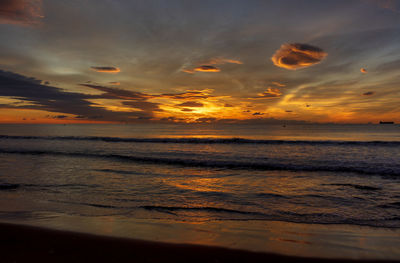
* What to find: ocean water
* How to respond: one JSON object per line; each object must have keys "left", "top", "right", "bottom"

{"left": 0, "top": 123, "right": 399, "bottom": 230}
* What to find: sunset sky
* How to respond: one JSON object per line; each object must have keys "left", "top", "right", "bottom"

{"left": 0, "top": 0, "right": 399, "bottom": 124}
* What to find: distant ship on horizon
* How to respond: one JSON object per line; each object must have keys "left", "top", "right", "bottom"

{"left": 379, "top": 121, "right": 395, "bottom": 124}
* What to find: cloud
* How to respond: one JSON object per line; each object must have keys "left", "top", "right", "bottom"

{"left": 161, "top": 89, "right": 213, "bottom": 100}
{"left": 53, "top": 115, "right": 68, "bottom": 119}
{"left": 255, "top": 87, "right": 282, "bottom": 99}
{"left": 360, "top": 68, "right": 367, "bottom": 73}
{"left": 0, "top": 0, "right": 43, "bottom": 26}
{"left": 206, "top": 58, "right": 243, "bottom": 65}
{"left": 181, "top": 69, "right": 195, "bottom": 74}
{"left": 182, "top": 65, "right": 220, "bottom": 74}
{"left": 363, "top": 91, "right": 375, "bottom": 96}
{"left": 363, "top": 0, "right": 400, "bottom": 12}
{"left": 181, "top": 108, "right": 193, "bottom": 112}
{"left": 122, "top": 100, "right": 162, "bottom": 112}
{"left": 109, "top": 81, "right": 120, "bottom": 85}
{"left": 91, "top": 66, "right": 120, "bottom": 73}
{"left": 81, "top": 84, "right": 153, "bottom": 100}
{"left": 271, "top": 81, "right": 286, "bottom": 87}
{"left": 271, "top": 43, "right": 327, "bottom": 70}
{"left": 195, "top": 117, "right": 217, "bottom": 123}
{"left": 285, "top": 110, "right": 293, "bottom": 113}
{"left": 194, "top": 65, "right": 220, "bottom": 73}
{"left": 177, "top": 101, "right": 203, "bottom": 107}
{"left": 181, "top": 57, "right": 241, "bottom": 74}
{"left": 0, "top": 70, "right": 160, "bottom": 122}
{"left": 252, "top": 112, "right": 264, "bottom": 116}
{"left": 224, "top": 103, "right": 234, "bottom": 107}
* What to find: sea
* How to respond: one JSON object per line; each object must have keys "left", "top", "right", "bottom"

{"left": 0, "top": 123, "right": 399, "bottom": 258}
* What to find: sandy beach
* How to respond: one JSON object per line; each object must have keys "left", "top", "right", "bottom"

{"left": 2, "top": 222, "right": 399, "bottom": 263}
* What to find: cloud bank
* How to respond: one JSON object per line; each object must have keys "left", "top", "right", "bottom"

{"left": 271, "top": 43, "right": 327, "bottom": 70}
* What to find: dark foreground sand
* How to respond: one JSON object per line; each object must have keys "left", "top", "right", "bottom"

{"left": 0, "top": 222, "right": 398, "bottom": 263}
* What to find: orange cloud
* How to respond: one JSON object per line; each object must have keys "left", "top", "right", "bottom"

{"left": 360, "top": 68, "right": 367, "bottom": 73}
{"left": 91, "top": 66, "right": 120, "bottom": 73}
{"left": 271, "top": 81, "right": 286, "bottom": 87}
{"left": 181, "top": 68, "right": 195, "bottom": 74}
{"left": 181, "top": 57, "right": 241, "bottom": 74}
{"left": 256, "top": 87, "right": 282, "bottom": 98}
{"left": 206, "top": 57, "right": 243, "bottom": 65}
{"left": 0, "top": 0, "right": 43, "bottom": 26}
{"left": 193, "top": 65, "right": 220, "bottom": 73}
{"left": 271, "top": 43, "right": 327, "bottom": 70}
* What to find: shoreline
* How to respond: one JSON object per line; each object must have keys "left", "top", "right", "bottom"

{"left": 0, "top": 213, "right": 399, "bottom": 260}
{"left": 1, "top": 222, "right": 399, "bottom": 263}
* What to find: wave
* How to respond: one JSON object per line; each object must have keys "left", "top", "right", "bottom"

{"left": 63, "top": 203, "right": 400, "bottom": 228}
{"left": 139, "top": 205, "right": 265, "bottom": 216}
{"left": 1, "top": 149, "right": 399, "bottom": 176}
{"left": 325, "top": 183, "right": 381, "bottom": 191}
{"left": 1, "top": 135, "right": 399, "bottom": 146}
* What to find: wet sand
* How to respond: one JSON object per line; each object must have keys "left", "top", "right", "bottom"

{"left": 1, "top": 222, "right": 399, "bottom": 263}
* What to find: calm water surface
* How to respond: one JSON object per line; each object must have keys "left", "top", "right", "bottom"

{"left": 0, "top": 123, "right": 399, "bottom": 227}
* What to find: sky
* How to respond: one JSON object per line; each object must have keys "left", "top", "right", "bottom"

{"left": 0, "top": 0, "right": 400, "bottom": 124}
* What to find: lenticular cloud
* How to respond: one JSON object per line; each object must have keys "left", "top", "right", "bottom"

{"left": 271, "top": 43, "right": 327, "bottom": 70}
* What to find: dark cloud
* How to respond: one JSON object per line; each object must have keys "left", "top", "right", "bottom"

{"left": 224, "top": 103, "right": 234, "bottom": 107}
{"left": 160, "top": 116, "right": 185, "bottom": 122}
{"left": 0, "top": 0, "right": 43, "bottom": 25}
{"left": 252, "top": 112, "right": 264, "bottom": 116}
{"left": 122, "top": 100, "right": 162, "bottom": 112}
{"left": 285, "top": 110, "right": 293, "bottom": 113}
{"left": 363, "top": 0, "right": 400, "bottom": 12}
{"left": 177, "top": 101, "right": 203, "bottom": 107}
{"left": 181, "top": 108, "right": 193, "bottom": 112}
{"left": 53, "top": 115, "right": 68, "bottom": 119}
{"left": 0, "top": 70, "right": 157, "bottom": 122}
{"left": 90, "top": 66, "right": 120, "bottom": 73}
{"left": 81, "top": 84, "right": 153, "bottom": 100}
{"left": 363, "top": 91, "right": 375, "bottom": 96}
{"left": 271, "top": 43, "right": 327, "bottom": 70}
